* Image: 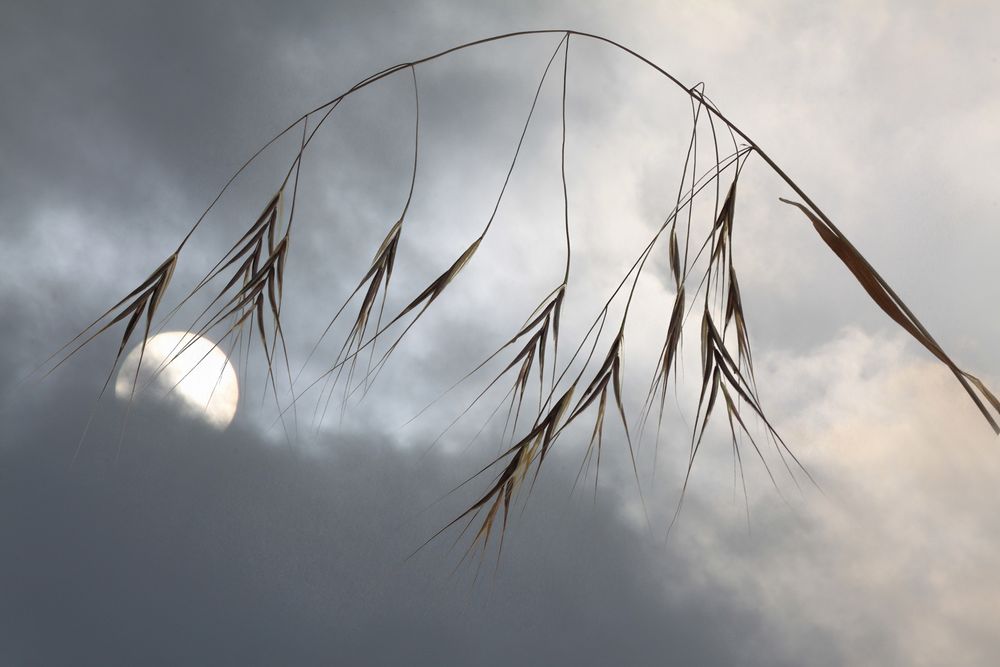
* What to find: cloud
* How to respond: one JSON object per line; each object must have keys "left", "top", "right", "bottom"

{"left": 2, "top": 1, "right": 998, "bottom": 665}
{"left": 1, "top": 370, "right": 785, "bottom": 667}
{"left": 661, "top": 328, "right": 1000, "bottom": 666}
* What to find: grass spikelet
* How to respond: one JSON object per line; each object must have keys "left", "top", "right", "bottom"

{"left": 313, "top": 219, "right": 403, "bottom": 422}
{"left": 148, "top": 189, "right": 298, "bottom": 437}
{"left": 780, "top": 197, "right": 1000, "bottom": 434}
{"left": 402, "top": 283, "right": 566, "bottom": 456}
{"left": 420, "top": 387, "right": 576, "bottom": 561}
{"left": 724, "top": 265, "right": 753, "bottom": 380}
{"left": 37, "top": 251, "right": 178, "bottom": 459}
{"left": 297, "top": 234, "right": 485, "bottom": 424}
{"left": 349, "top": 236, "right": 482, "bottom": 384}
{"left": 559, "top": 329, "right": 648, "bottom": 522}
{"left": 639, "top": 285, "right": 686, "bottom": 455}
{"left": 46, "top": 252, "right": 179, "bottom": 388}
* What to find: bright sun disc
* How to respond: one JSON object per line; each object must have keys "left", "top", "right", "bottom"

{"left": 115, "top": 331, "right": 239, "bottom": 429}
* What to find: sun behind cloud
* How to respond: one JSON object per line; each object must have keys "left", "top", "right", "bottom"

{"left": 115, "top": 331, "right": 239, "bottom": 429}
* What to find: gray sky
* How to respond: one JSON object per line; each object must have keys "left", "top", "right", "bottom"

{"left": 2, "top": 1, "right": 999, "bottom": 665}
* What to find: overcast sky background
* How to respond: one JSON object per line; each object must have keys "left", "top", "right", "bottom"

{"left": 2, "top": 2, "right": 999, "bottom": 665}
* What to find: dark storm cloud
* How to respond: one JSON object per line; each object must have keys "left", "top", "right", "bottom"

{"left": 0, "top": 364, "right": 786, "bottom": 667}
{"left": 2, "top": 1, "right": 999, "bottom": 665}
{"left": 0, "top": 0, "right": 549, "bottom": 228}
{"left": 0, "top": 0, "right": 406, "bottom": 222}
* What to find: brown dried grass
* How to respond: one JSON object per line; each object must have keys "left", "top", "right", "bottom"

{"left": 42, "top": 31, "right": 999, "bottom": 562}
